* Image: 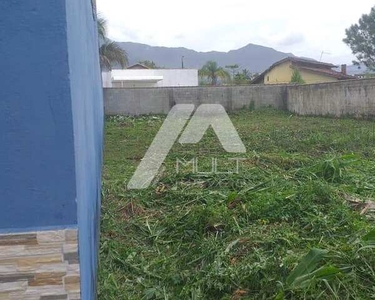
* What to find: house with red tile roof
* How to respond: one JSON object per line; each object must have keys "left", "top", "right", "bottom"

{"left": 251, "top": 57, "right": 355, "bottom": 84}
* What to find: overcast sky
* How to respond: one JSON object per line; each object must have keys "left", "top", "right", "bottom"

{"left": 97, "top": 0, "right": 374, "bottom": 64}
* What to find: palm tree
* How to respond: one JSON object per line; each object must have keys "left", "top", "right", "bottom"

{"left": 199, "top": 61, "right": 230, "bottom": 85}
{"left": 97, "top": 17, "right": 128, "bottom": 70}
{"left": 99, "top": 41, "right": 128, "bottom": 70}
{"left": 242, "top": 69, "right": 251, "bottom": 80}
{"left": 97, "top": 17, "right": 107, "bottom": 41}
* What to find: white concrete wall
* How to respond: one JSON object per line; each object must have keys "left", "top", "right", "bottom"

{"left": 112, "top": 81, "right": 158, "bottom": 88}
{"left": 156, "top": 69, "right": 198, "bottom": 87}
{"left": 110, "top": 69, "right": 198, "bottom": 88}
{"left": 101, "top": 71, "right": 112, "bottom": 88}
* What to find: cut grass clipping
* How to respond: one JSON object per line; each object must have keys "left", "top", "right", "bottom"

{"left": 100, "top": 109, "right": 375, "bottom": 299}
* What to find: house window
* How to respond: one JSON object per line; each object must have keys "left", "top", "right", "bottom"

{"left": 267, "top": 76, "right": 269, "bottom": 82}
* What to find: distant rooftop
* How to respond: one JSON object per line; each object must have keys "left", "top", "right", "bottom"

{"left": 126, "top": 63, "right": 150, "bottom": 70}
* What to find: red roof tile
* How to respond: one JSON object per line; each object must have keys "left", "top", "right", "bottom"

{"left": 296, "top": 66, "right": 355, "bottom": 80}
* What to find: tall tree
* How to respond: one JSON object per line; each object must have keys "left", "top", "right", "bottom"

{"left": 97, "top": 17, "right": 128, "bottom": 70}
{"left": 99, "top": 41, "right": 128, "bottom": 70}
{"left": 97, "top": 17, "right": 106, "bottom": 41}
{"left": 234, "top": 69, "right": 252, "bottom": 85}
{"left": 199, "top": 61, "right": 230, "bottom": 85}
{"left": 242, "top": 69, "right": 251, "bottom": 79}
{"left": 225, "top": 64, "right": 240, "bottom": 78}
{"left": 343, "top": 7, "right": 375, "bottom": 70}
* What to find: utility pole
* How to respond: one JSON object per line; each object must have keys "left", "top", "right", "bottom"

{"left": 181, "top": 56, "right": 184, "bottom": 69}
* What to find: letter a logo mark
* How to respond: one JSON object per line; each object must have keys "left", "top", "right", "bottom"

{"left": 127, "top": 104, "right": 246, "bottom": 189}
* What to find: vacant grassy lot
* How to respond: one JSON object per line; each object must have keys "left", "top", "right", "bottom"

{"left": 99, "top": 109, "right": 375, "bottom": 300}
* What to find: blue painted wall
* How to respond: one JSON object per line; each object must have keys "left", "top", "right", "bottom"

{"left": 65, "top": 0, "right": 104, "bottom": 299}
{"left": 0, "top": 1, "right": 103, "bottom": 298}
{"left": 0, "top": 1, "right": 77, "bottom": 229}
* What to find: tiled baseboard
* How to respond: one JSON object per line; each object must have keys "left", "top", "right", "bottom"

{"left": 0, "top": 229, "right": 80, "bottom": 300}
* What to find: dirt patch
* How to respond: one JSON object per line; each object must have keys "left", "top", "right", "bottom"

{"left": 119, "top": 201, "right": 145, "bottom": 219}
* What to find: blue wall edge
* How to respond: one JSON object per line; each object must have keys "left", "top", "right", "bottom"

{"left": 65, "top": 0, "right": 104, "bottom": 299}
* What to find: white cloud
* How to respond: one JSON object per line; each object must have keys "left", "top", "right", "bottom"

{"left": 97, "top": 0, "right": 374, "bottom": 64}
{"left": 277, "top": 33, "right": 305, "bottom": 47}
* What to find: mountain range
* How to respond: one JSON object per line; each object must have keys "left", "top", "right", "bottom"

{"left": 117, "top": 41, "right": 366, "bottom": 75}
{"left": 118, "top": 42, "right": 294, "bottom": 73}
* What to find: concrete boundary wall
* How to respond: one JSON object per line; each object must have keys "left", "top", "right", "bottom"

{"left": 287, "top": 79, "right": 375, "bottom": 117}
{"left": 104, "top": 78, "right": 375, "bottom": 118}
{"left": 104, "top": 85, "right": 288, "bottom": 115}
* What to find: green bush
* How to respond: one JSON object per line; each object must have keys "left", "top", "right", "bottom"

{"left": 290, "top": 70, "right": 305, "bottom": 84}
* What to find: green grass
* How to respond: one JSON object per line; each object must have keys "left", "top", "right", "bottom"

{"left": 99, "top": 109, "right": 375, "bottom": 299}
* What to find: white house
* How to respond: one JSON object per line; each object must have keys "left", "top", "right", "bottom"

{"left": 102, "top": 65, "right": 198, "bottom": 88}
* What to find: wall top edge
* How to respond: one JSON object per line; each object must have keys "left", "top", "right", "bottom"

{"left": 0, "top": 224, "right": 78, "bottom": 235}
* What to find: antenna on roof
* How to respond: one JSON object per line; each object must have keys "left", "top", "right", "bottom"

{"left": 320, "top": 51, "right": 331, "bottom": 62}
